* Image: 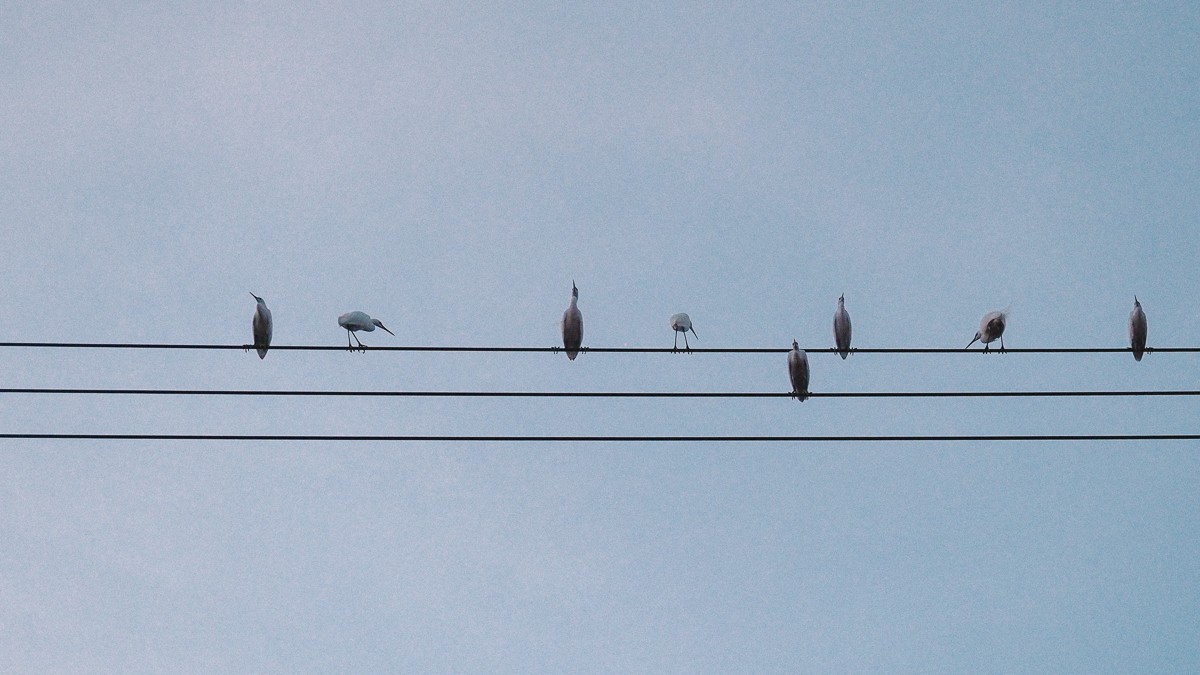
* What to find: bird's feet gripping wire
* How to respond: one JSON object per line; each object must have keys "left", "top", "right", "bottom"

{"left": 671, "top": 335, "right": 692, "bottom": 354}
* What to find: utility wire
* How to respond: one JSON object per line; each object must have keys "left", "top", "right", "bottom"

{"left": 0, "top": 433, "right": 1196, "bottom": 442}
{"left": 3, "top": 388, "right": 1200, "bottom": 398}
{"left": 0, "top": 342, "right": 1197, "bottom": 354}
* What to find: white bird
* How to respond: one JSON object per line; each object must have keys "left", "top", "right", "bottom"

{"left": 833, "top": 294, "right": 852, "bottom": 359}
{"left": 250, "top": 293, "right": 272, "bottom": 359}
{"left": 561, "top": 281, "right": 583, "bottom": 360}
{"left": 788, "top": 340, "right": 809, "bottom": 401}
{"left": 1129, "top": 296, "right": 1147, "bottom": 361}
{"left": 338, "top": 311, "right": 394, "bottom": 351}
{"left": 967, "top": 307, "right": 1009, "bottom": 351}
{"left": 670, "top": 312, "right": 698, "bottom": 351}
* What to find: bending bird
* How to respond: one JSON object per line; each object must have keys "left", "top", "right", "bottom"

{"left": 967, "top": 307, "right": 1009, "bottom": 352}
{"left": 338, "top": 311, "right": 394, "bottom": 351}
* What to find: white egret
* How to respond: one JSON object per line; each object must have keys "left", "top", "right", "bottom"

{"left": 670, "top": 313, "right": 697, "bottom": 352}
{"left": 561, "top": 281, "right": 583, "bottom": 360}
{"left": 966, "top": 307, "right": 1009, "bottom": 351}
{"left": 788, "top": 340, "right": 809, "bottom": 401}
{"left": 250, "top": 293, "right": 272, "bottom": 359}
{"left": 833, "top": 294, "right": 852, "bottom": 359}
{"left": 338, "top": 311, "right": 394, "bottom": 351}
{"left": 1129, "top": 296, "right": 1147, "bottom": 361}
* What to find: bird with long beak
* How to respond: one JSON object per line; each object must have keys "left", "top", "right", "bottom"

{"left": 338, "top": 311, "right": 395, "bottom": 352}
{"left": 967, "top": 307, "right": 1009, "bottom": 352}
{"left": 670, "top": 313, "right": 698, "bottom": 352}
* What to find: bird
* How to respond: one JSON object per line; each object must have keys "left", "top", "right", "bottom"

{"left": 670, "top": 313, "right": 697, "bottom": 352}
{"left": 338, "top": 311, "right": 394, "bottom": 351}
{"left": 561, "top": 281, "right": 583, "bottom": 360}
{"left": 833, "top": 294, "right": 852, "bottom": 359}
{"left": 1129, "top": 296, "right": 1147, "bottom": 361}
{"left": 249, "top": 293, "right": 272, "bottom": 360}
{"left": 966, "top": 307, "right": 1009, "bottom": 351}
{"left": 788, "top": 340, "right": 809, "bottom": 401}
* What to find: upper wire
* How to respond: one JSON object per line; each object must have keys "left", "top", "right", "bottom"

{"left": 0, "top": 342, "right": 1196, "bottom": 354}
{"left": 1, "top": 433, "right": 1196, "bottom": 442}
{"left": 1, "top": 388, "right": 1199, "bottom": 398}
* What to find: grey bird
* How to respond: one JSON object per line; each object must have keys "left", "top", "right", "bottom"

{"left": 561, "top": 282, "right": 583, "bottom": 360}
{"left": 250, "top": 293, "right": 272, "bottom": 360}
{"left": 833, "top": 294, "right": 852, "bottom": 359}
{"left": 967, "top": 307, "right": 1009, "bottom": 352}
{"left": 670, "top": 313, "right": 698, "bottom": 352}
{"left": 338, "top": 311, "right": 394, "bottom": 351}
{"left": 1129, "top": 297, "right": 1147, "bottom": 361}
{"left": 788, "top": 340, "right": 809, "bottom": 401}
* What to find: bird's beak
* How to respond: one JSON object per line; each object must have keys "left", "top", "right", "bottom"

{"left": 378, "top": 323, "right": 395, "bottom": 336}
{"left": 966, "top": 333, "right": 980, "bottom": 349}
{"left": 690, "top": 327, "right": 698, "bottom": 339}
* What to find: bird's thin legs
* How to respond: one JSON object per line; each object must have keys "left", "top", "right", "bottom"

{"left": 347, "top": 330, "right": 366, "bottom": 353}
{"left": 673, "top": 332, "right": 679, "bottom": 352}
{"left": 683, "top": 333, "right": 691, "bottom": 352}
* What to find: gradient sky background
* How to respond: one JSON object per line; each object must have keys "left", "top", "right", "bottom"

{"left": 1, "top": 1, "right": 1198, "bottom": 672}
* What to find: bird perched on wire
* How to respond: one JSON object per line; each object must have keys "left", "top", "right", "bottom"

{"left": 249, "top": 293, "right": 272, "bottom": 360}
{"left": 788, "top": 340, "right": 809, "bottom": 401}
{"left": 967, "top": 306, "right": 1009, "bottom": 352}
{"left": 338, "top": 311, "right": 394, "bottom": 352}
{"left": 670, "top": 313, "right": 697, "bottom": 352}
{"left": 833, "top": 294, "right": 852, "bottom": 359}
{"left": 1129, "top": 297, "right": 1147, "bottom": 361}
{"left": 561, "top": 281, "right": 583, "bottom": 360}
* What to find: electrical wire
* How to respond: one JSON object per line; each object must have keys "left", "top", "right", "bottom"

{"left": 2, "top": 388, "right": 1200, "bottom": 398}
{"left": 0, "top": 342, "right": 1198, "bottom": 354}
{"left": 0, "top": 433, "right": 1195, "bottom": 442}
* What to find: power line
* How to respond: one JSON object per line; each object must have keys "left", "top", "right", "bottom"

{"left": 3, "top": 388, "right": 1200, "bottom": 398}
{"left": 0, "top": 433, "right": 1196, "bottom": 442}
{"left": 0, "top": 342, "right": 1197, "bottom": 354}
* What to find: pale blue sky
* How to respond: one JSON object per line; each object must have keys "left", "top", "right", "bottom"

{"left": 1, "top": 1, "right": 1198, "bottom": 672}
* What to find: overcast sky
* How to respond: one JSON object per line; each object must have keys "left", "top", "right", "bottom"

{"left": 1, "top": 1, "right": 1198, "bottom": 673}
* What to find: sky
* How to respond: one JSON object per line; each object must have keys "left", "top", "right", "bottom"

{"left": 0, "top": 1, "right": 1198, "bottom": 672}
